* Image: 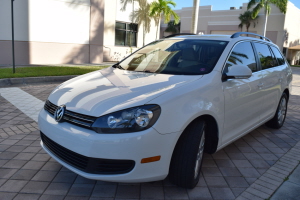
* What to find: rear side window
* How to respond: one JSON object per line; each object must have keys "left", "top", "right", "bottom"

{"left": 225, "top": 42, "right": 257, "bottom": 72}
{"left": 270, "top": 46, "right": 286, "bottom": 66}
{"left": 254, "top": 43, "right": 278, "bottom": 70}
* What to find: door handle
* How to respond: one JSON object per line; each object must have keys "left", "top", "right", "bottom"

{"left": 257, "top": 83, "right": 264, "bottom": 89}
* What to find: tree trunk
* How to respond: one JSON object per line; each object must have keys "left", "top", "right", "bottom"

{"left": 191, "top": 0, "right": 200, "bottom": 34}
{"left": 156, "top": 18, "right": 161, "bottom": 40}
{"left": 263, "top": 13, "right": 268, "bottom": 37}
{"left": 143, "top": 23, "right": 145, "bottom": 46}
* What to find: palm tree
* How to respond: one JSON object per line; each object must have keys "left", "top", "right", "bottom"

{"left": 247, "top": 0, "right": 287, "bottom": 37}
{"left": 150, "top": 0, "right": 180, "bottom": 40}
{"left": 238, "top": 11, "right": 259, "bottom": 32}
{"left": 165, "top": 20, "right": 181, "bottom": 34}
{"left": 130, "top": 0, "right": 152, "bottom": 46}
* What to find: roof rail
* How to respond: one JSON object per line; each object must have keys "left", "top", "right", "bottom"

{"left": 164, "top": 33, "right": 196, "bottom": 38}
{"left": 231, "top": 32, "right": 272, "bottom": 42}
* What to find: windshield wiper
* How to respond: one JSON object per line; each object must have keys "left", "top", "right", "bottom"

{"left": 134, "top": 70, "right": 154, "bottom": 73}
{"left": 112, "top": 63, "right": 125, "bottom": 70}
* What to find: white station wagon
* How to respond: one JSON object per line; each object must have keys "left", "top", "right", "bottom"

{"left": 39, "top": 32, "right": 293, "bottom": 188}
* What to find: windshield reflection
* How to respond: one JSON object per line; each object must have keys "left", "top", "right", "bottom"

{"left": 119, "top": 39, "right": 228, "bottom": 75}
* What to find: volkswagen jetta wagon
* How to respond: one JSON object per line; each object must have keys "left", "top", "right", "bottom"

{"left": 39, "top": 32, "right": 293, "bottom": 188}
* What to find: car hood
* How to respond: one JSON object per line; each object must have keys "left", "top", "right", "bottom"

{"left": 48, "top": 67, "right": 202, "bottom": 117}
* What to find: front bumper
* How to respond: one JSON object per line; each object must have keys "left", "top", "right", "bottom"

{"left": 38, "top": 109, "right": 180, "bottom": 182}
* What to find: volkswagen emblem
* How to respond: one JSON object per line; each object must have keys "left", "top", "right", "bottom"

{"left": 54, "top": 105, "right": 66, "bottom": 122}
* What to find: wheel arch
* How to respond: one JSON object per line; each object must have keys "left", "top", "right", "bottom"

{"left": 173, "top": 114, "right": 219, "bottom": 156}
{"left": 283, "top": 88, "right": 289, "bottom": 100}
{"left": 197, "top": 115, "right": 219, "bottom": 154}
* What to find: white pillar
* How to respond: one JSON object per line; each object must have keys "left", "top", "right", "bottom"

{"left": 190, "top": 0, "right": 199, "bottom": 34}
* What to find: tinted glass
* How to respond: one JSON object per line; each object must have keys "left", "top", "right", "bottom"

{"left": 115, "top": 30, "right": 126, "bottom": 46}
{"left": 126, "top": 32, "right": 137, "bottom": 46}
{"left": 254, "top": 43, "right": 278, "bottom": 70}
{"left": 116, "top": 22, "right": 126, "bottom": 30}
{"left": 119, "top": 39, "right": 228, "bottom": 75}
{"left": 115, "top": 22, "right": 137, "bottom": 46}
{"left": 270, "top": 46, "right": 285, "bottom": 65}
{"left": 128, "top": 23, "right": 138, "bottom": 31}
{"left": 225, "top": 42, "right": 257, "bottom": 72}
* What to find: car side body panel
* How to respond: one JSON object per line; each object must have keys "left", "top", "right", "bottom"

{"left": 148, "top": 70, "right": 224, "bottom": 139}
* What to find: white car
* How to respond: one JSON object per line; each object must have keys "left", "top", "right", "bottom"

{"left": 38, "top": 32, "right": 293, "bottom": 188}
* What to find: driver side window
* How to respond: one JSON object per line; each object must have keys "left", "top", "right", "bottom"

{"left": 225, "top": 42, "right": 257, "bottom": 73}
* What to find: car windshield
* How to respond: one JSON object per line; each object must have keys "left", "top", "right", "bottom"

{"left": 118, "top": 39, "right": 228, "bottom": 75}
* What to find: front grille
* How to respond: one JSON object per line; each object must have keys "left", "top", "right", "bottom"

{"left": 41, "top": 132, "right": 135, "bottom": 174}
{"left": 44, "top": 100, "right": 57, "bottom": 115}
{"left": 44, "top": 100, "right": 97, "bottom": 129}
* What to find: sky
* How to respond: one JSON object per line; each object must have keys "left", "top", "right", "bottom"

{"left": 172, "top": 0, "right": 300, "bottom": 10}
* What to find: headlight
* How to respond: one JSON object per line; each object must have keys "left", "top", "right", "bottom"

{"left": 92, "top": 105, "right": 161, "bottom": 133}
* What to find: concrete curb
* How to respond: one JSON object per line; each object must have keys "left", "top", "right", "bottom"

{"left": 236, "top": 141, "right": 300, "bottom": 200}
{"left": 0, "top": 75, "right": 77, "bottom": 87}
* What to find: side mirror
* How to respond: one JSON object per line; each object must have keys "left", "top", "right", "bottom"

{"left": 223, "top": 65, "right": 252, "bottom": 80}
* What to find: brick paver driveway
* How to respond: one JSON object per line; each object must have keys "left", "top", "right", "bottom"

{"left": 0, "top": 68, "right": 299, "bottom": 200}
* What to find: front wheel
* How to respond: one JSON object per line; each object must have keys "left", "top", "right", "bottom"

{"left": 169, "top": 120, "right": 205, "bottom": 188}
{"left": 266, "top": 93, "right": 288, "bottom": 129}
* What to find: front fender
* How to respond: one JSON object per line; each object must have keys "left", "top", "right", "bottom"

{"left": 148, "top": 71, "right": 224, "bottom": 139}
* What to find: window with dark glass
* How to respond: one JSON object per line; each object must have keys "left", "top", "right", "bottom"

{"left": 225, "top": 42, "right": 257, "bottom": 72}
{"left": 283, "top": 47, "right": 287, "bottom": 56}
{"left": 254, "top": 43, "right": 278, "bottom": 70}
{"left": 115, "top": 22, "right": 137, "bottom": 46}
{"left": 270, "top": 46, "right": 286, "bottom": 66}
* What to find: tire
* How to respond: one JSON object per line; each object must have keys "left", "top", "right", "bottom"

{"left": 169, "top": 120, "right": 205, "bottom": 188}
{"left": 265, "top": 93, "right": 288, "bottom": 129}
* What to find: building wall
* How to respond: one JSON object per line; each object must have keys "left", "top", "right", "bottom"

{"left": 0, "top": 0, "right": 157, "bottom": 65}
{"left": 102, "top": 0, "right": 157, "bottom": 62}
{"left": 0, "top": 0, "right": 30, "bottom": 65}
{"left": 162, "top": 2, "right": 300, "bottom": 64}
{"left": 164, "top": 3, "right": 288, "bottom": 50}
{"left": 283, "top": 2, "right": 300, "bottom": 64}
{"left": 0, "top": 0, "right": 91, "bottom": 65}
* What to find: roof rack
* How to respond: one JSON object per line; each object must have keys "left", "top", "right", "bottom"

{"left": 231, "top": 32, "right": 272, "bottom": 42}
{"left": 164, "top": 33, "right": 196, "bottom": 38}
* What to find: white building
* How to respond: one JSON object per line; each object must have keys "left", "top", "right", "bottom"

{"left": 162, "top": 1, "right": 300, "bottom": 65}
{"left": 0, "top": 0, "right": 157, "bottom": 65}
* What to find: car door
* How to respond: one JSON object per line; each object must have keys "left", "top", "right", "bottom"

{"left": 253, "top": 43, "right": 283, "bottom": 121}
{"left": 222, "top": 41, "right": 264, "bottom": 145}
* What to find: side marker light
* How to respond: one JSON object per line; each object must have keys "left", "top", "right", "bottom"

{"left": 141, "top": 156, "right": 161, "bottom": 164}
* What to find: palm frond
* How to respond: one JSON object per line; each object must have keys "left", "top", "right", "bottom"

{"left": 238, "top": 11, "right": 258, "bottom": 31}
{"left": 150, "top": 0, "right": 179, "bottom": 24}
{"left": 247, "top": 0, "right": 258, "bottom": 10}
{"left": 251, "top": 3, "right": 264, "bottom": 18}
{"left": 270, "top": 0, "right": 288, "bottom": 14}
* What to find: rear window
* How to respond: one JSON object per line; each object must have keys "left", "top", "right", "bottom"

{"left": 270, "top": 46, "right": 286, "bottom": 66}
{"left": 119, "top": 39, "right": 228, "bottom": 75}
{"left": 253, "top": 43, "right": 278, "bottom": 70}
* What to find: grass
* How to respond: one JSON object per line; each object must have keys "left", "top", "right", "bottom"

{"left": 0, "top": 66, "right": 109, "bottom": 79}
{"left": 292, "top": 65, "right": 300, "bottom": 67}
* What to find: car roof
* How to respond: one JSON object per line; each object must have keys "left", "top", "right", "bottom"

{"left": 166, "top": 35, "right": 232, "bottom": 41}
